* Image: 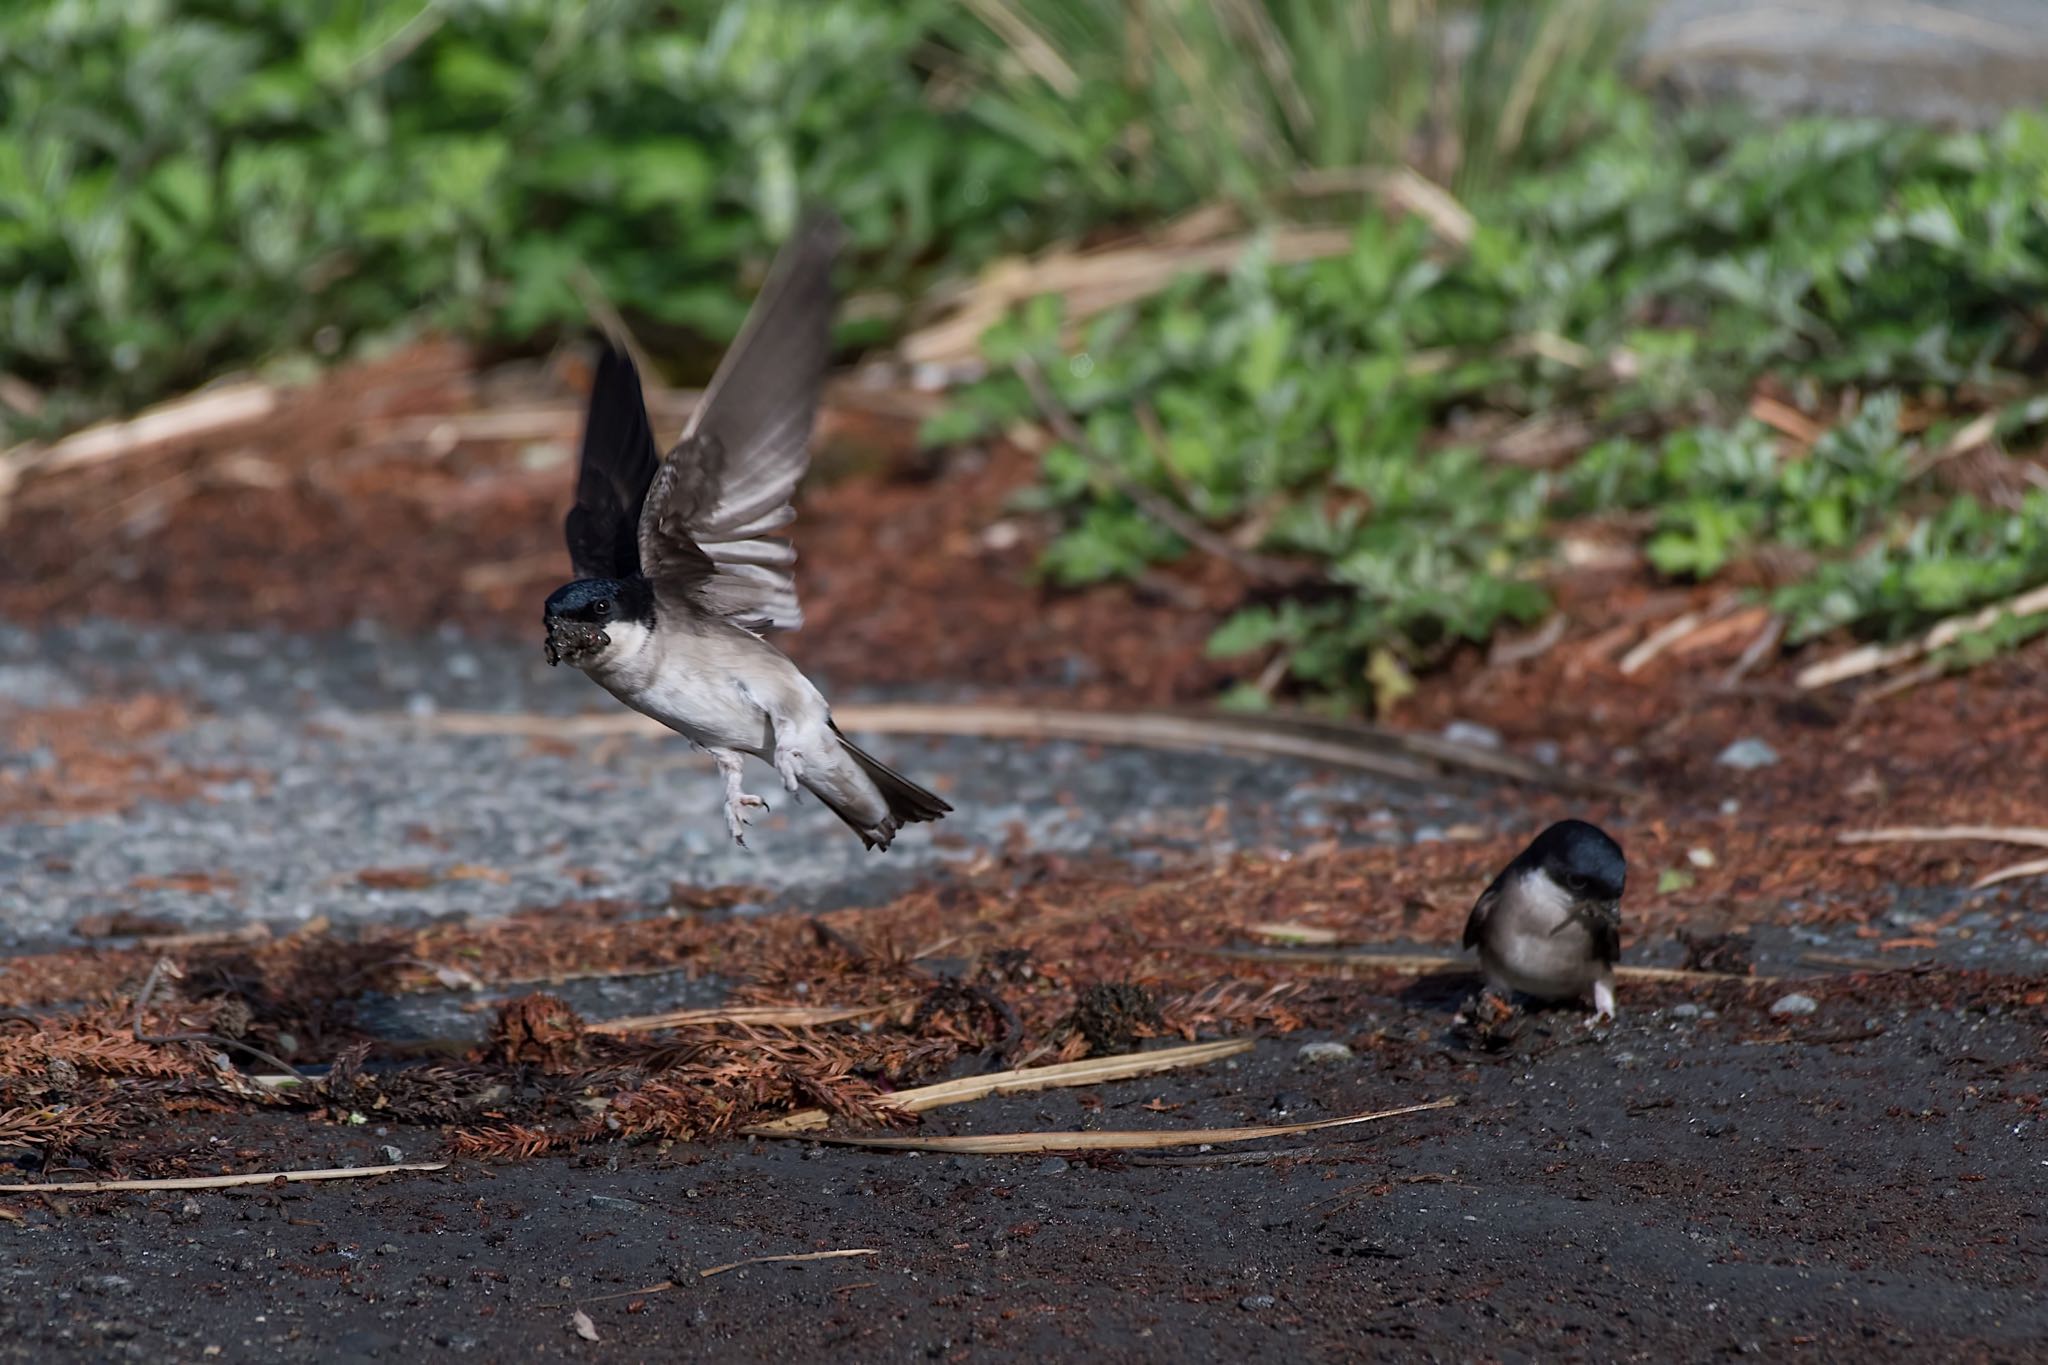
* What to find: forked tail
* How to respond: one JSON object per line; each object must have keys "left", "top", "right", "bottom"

{"left": 821, "top": 727, "right": 953, "bottom": 851}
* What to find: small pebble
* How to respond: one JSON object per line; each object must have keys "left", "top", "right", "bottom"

{"left": 1295, "top": 1041, "right": 1355, "bottom": 1066}
{"left": 1036, "top": 1157, "right": 1069, "bottom": 1175}
{"left": 1268, "top": 1093, "right": 1310, "bottom": 1115}
{"left": 1239, "top": 1295, "right": 1278, "bottom": 1311}
{"left": 1770, "top": 993, "right": 1819, "bottom": 1017}
{"left": 1441, "top": 720, "right": 1502, "bottom": 750}
{"left": 1670, "top": 1003, "right": 1701, "bottom": 1020}
{"left": 1717, "top": 738, "right": 1779, "bottom": 770}
{"left": 586, "top": 1194, "right": 642, "bottom": 1214}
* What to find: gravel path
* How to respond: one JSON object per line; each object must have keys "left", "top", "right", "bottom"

{"left": 0, "top": 621, "right": 1480, "bottom": 948}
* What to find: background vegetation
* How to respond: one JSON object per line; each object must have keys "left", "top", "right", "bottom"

{"left": 5, "top": 0, "right": 2045, "bottom": 704}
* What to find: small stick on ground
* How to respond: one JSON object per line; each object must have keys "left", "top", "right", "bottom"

{"left": 699, "top": 1248, "right": 879, "bottom": 1279}
{"left": 0, "top": 1162, "right": 448, "bottom": 1194}
{"left": 1196, "top": 946, "right": 1766, "bottom": 983}
{"left": 1722, "top": 612, "right": 1784, "bottom": 684}
{"left": 1839, "top": 825, "right": 2048, "bottom": 851}
{"left": 588, "top": 1005, "right": 883, "bottom": 1036}
{"left": 748, "top": 1039, "right": 1251, "bottom": 1135}
{"left": 781, "top": 1097, "right": 1457, "bottom": 1155}
{"left": 1971, "top": 856, "right": 2048, "bottom": 890}
{"left": 1797, "top": 582, "right": 2048, "bottom": 689}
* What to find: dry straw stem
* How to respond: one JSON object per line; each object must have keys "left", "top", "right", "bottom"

{"left": 0, "top": 1161, "right": 448, "bottom": 1194}
{"left": 587, "top": 1005, "right": 883, "bottom": 1036}
{"left": 1972, "top": 856, "right": 2048, "bottom": 890}
{"left": 1, "top": 380, "right": 276, "bottom": 477}
{"left": 1840, "top": 825, "right": 2048, "bottom": 891}
{"left": 1797, "top": 582, "right": 2048, "bottom": 689}
{"left": 785, "top": 1096, "right": 1457, "bottom": 1155}
{"left": 578, "top": 1249, "right": 881, "bottom": 1306}
{"left": 699, "top": 1248, "right": 880, "bottom": 1279}
{"left": 901, "top": 223, "right": 1355, "bottom": 370}
{"left": 748, "top": 1039, "right": 1252, "bottom": 1136}
{"left": 1839, "top": 825, "right": 2048, "bottom": 851}
{"left": 1201, "top": 946, "right": 1768, "bottom": 983}
{"left": 399, "top": 702, "right": 1613, "bottom": 794}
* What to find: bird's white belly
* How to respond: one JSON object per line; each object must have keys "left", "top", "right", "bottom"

{"left": 1482, "top": 922, "right": 1598, "bottom": 998}
{"left": 580, "top": 624, "right": 772, "bottom": 755}
{"left": 1481, "top": 875, "right": 1602, "bottom": 999}
{"left": 626, "top": 670, "right": 772, "bottom": 755}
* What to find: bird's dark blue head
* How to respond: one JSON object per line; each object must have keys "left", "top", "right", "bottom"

{"left": 541, "top": 577, "right": 652, "bottom": 666}
{"left": 1522, "top": 819, "right": 1626, "bottom": 903}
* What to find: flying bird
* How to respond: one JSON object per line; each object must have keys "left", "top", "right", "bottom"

{"left": 1462, "top": 819, "right": 1625, "bottom": 1021}
{"left": 541, "top": 216, "right": 951, "bottom": 851}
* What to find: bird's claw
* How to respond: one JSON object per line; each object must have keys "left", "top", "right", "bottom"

{"left": 774, "top": 749, "right": 806, "bottom": 794}
{"left": 724, "top": 792, "right": 769, "bottom": 847}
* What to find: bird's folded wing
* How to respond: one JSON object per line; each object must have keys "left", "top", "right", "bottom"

{"left": 1461, "top": 881, "right": 1501, "bottom": 950}
{"left": 564, "top": 346, "right": 663, "bottom": 581}
{"left": 638, "top": 215, "right": 843, "bottom": 632}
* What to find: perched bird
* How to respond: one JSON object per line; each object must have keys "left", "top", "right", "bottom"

{"left": 1462, "top": 819, "right": 1625, "bottom": 1020}
{"left": 541, "top": 216, "right": 951, "bottom": 851}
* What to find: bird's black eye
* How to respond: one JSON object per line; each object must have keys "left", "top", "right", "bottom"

{"left": 592, "top": 600, "right": 611, "bottom": 618}
{"left": 1564, "top": 873, "right": 1588, "bottom": 892}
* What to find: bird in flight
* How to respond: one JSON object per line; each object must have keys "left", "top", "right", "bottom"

{"left": 541, "top": 216, "right": 951, "bottom": 850}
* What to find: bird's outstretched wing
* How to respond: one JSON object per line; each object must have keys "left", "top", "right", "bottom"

{"left": 637, "top": 214, "right": 843, "bottom": 632}
{"left": 563, "top": 346, "right": 663, "bottom": 582}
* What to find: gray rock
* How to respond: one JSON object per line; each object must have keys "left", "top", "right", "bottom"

{"left": 585, "top": 1194, "right": 642, "bottom": 1214}
{"left": 1035, "top": 1157, "right": 1069, "bottom": 1175}
{"left": 0, "top": 663, "right": 82, "bottom": 707}
{"left": 1717, "top": 738, "right": 1780, "bottom": 770}
{"left": 1670, "top": 1003, "right": 1702, "bottom": 1020}
{"left": 76, "top": 1275, "right": 133, "bottom": 1297}
{"left": 1441, "top": 720, "right": 1502, "bottom": 750}
{"left": 1239, "top": 1294, "right": 1278, "bottom": 1311}
{"left": 1770, "top": 993, "right": 1819, "bottom": 1017}
{"left": 1295, "top": 1041, "right": 1355, "bottom": 1066}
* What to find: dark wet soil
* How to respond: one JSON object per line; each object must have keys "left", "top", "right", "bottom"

{"left": 5, "top": 992, "right": 2041, "bottom": 1364}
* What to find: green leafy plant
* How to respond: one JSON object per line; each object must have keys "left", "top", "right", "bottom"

{"left": 944, "top": 100, "right": 2048, "bottom": 703}
{"left": 0, "top": 0, "right": 1098, "bottom": 439}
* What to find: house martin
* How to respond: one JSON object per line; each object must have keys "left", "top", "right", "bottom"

{"left": 542, "top": 215, "right": 951, "bottom": 850}
{"left": 1462, "top": 819, "right": 1625, "bottom": 1020}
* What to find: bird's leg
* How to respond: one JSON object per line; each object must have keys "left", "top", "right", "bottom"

{"left": 1590, "top": 976, "right": 1617, "bottom": 1024}
{"left": 760, "top": 707, "right": 812, "bottom": 795}
{"left": 773, "top": 744, "right": 806, "bottom": 795}
{"left": 712, "top": 748, "right": 768, "bottom": 848}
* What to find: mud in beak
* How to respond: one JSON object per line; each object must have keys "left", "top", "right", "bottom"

{"left": 544, "top": 618, "right": 609, "bottom": 667}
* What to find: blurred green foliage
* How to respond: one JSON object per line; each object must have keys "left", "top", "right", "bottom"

{"left": 950, "top": 0, "right": 1648, "bottom": 208}
{"left": 947, "top": 104, "right": 2048, "bottom": 702}
{"left": 0, "top": 0, "right": 1094, "bottom": 435}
